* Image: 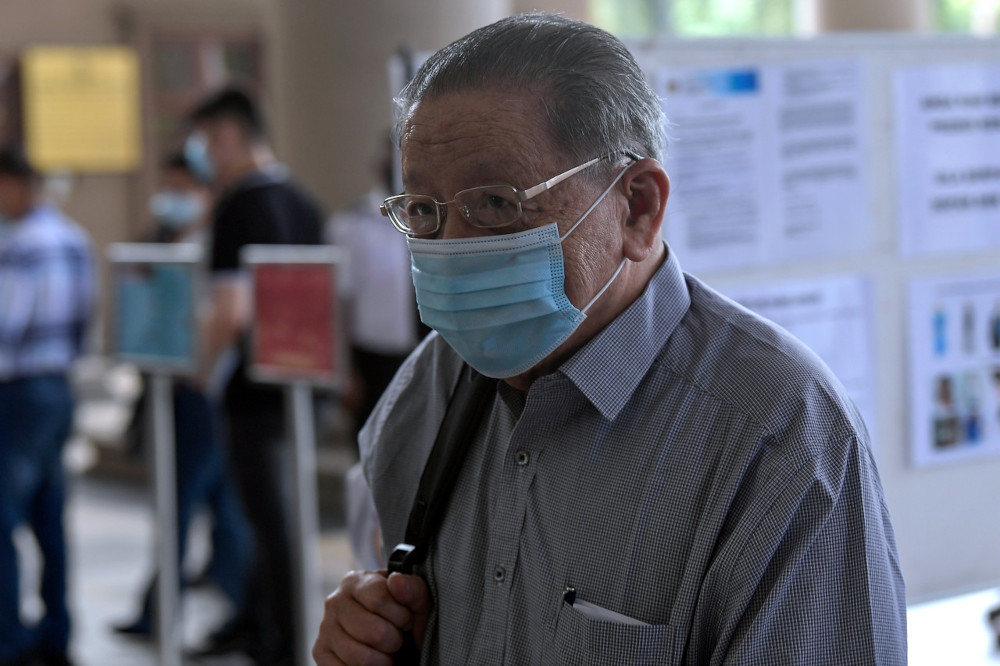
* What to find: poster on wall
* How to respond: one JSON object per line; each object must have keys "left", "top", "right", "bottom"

{"left": 22, "top": 46, "right": 142, "bottom": 172}
{"left": 108, "top": 243, "right": 202, "bottom": 374}
{"left": 895, "top": 62, "right": 1000, "bottom": 257}
{"left": 908, "top": 272, "right": 1000, "bottom": 467}
{"left": 244, "top": 245, "right": 346, "bottom": 387}
{"left": 652, "top": 59, "right": 869, "bottom": 274}
{"left": 720, "top": 275, "right": 878, "bottom": 442}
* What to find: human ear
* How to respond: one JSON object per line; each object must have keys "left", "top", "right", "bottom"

{"left": 619, "top": 159, "right": 669, "bottom": 263}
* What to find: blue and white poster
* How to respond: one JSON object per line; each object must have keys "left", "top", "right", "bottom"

{"left": 652, "top": 59, "right": 869, "bottom": 273}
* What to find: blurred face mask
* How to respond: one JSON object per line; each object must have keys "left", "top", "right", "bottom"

{"left": 406, "top": 165, "right": 629, "bottom": 379}
{"left": 149, "top": 191, "right": 205, "bottom": 230}
{"left": 184, "top": 132, "right": 215, "bottom": 184}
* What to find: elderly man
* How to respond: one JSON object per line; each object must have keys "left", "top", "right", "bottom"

{"left": 315, "top": 13, "right": 906, "bottom": 666}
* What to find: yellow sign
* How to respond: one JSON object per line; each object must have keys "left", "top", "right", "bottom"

{"left": 23, "top": 46, "right": 142, "bottom": 172}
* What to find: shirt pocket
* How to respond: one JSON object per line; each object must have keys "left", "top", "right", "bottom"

{"left": 546, "top": 596, "right": 681, "bottom": 666}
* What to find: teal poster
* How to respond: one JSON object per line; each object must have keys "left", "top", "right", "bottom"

{"left": 115, "top": 263, "right": 196, "bottom": 369}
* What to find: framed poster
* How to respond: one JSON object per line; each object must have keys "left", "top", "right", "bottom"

{"left": 908, "top": 272, "right": 1000, "bottom": 467}
{"left": 23, "top": 46, "right": 142, "bottom": 172}
{"left": 107, "top": 243, "right": 202, "bottom": 374}
{"left": 895, "top": 62, "right": 1000, "bottom": 257}
{"left": 243, "top": 245, "right": 347, "bottom": 387}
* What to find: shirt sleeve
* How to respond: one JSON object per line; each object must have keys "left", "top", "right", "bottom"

{"left": 708, "top": 437, "right": 907, "bottom": 665}
{"left": 0, "top": 247, "right": 38, "bottom": 347}
{"left": 210, "top": 199, "right": 253, "bottom": 275}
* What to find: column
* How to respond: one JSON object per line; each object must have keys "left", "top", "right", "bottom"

{"left": 264, "top": 0, "right": 510, "bottom": 214}
{"left": 812, "top": 0, "right": 930, "bottom": 31}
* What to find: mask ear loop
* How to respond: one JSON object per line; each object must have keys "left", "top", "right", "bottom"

{"left": 559, "top": 162, "right": 633, "bottom": 242}
{"left": 582, "top": 257, "right": 627, "bottom": 314}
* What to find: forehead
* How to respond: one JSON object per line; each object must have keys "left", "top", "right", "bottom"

{"left": 400, "top": 89, "right": 560, "bottom": 190}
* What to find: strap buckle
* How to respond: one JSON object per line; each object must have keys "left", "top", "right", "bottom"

{"left": 388, "top": 543, "right": 420, "bottom": 575}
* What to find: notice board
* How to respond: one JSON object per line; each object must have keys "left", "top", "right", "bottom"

{"left": 107, "top": 243, "right": 202, "bottom": 374}
{"left": 626, "top": 33, "right": 1000, "bottom": 601}
{"left": 243, "top": 245, "right": 347, "bottom": 388}
{"left": 22, "top": 46, "right": 142, "bottom": 172}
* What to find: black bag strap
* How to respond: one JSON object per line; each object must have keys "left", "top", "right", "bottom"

{"left": 386, "top": 364, "right": 496, "bottom": 665}
{"left": 388, "top": 364, "right": 497, "bottom": 576}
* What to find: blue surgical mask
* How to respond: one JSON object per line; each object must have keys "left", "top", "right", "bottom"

{"left": 149, "top": 191, "right": 205, "bottom": 230}
{"left": 407, "top": 167, "right": 628, "bottom": 378}
{"left": 184, "top": 133, "right": 214, "bottom": 184}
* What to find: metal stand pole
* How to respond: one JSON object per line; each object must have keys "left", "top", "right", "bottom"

{"left": 149, "top": 374, "right": 180, "bottom": 666}
{"left": 287, "top": 382, "right": 323, "bottom": 666}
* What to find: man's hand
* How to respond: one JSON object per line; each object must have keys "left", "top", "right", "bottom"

{"left": 313, "top": 569, "right": 431, "bottom": 666}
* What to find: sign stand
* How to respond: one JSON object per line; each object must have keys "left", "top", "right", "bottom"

{"left": 149, "top": 374, "right": 180, "bottom": 666}
{"left": 242, "top": 244, "right": 347, "bottom": 666}
{"left": 107, "top": 243, "right": 202, "bottom": 666}
{"left": 287, "top": 381, "right": 324, "bottom": 665}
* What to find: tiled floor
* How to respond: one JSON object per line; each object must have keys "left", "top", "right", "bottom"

{"left": 18, "top": 474, "right": 1000, "bottom": 665}
{"left": 15, "top": 475, "right": 353, "bottom": 666}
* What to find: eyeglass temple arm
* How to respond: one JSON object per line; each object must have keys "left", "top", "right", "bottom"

{"left": 517, "top": 150, "right": 644, "bottom": 202}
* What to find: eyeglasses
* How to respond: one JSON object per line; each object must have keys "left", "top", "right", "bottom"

{"left": 380, "top": 150, "right": 641, "bottom": 236}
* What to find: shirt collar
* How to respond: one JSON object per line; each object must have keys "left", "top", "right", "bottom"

{"left": 559, "top": 243, "right": 690, "bottom": 421}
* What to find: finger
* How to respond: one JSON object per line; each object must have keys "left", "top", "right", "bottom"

{"left": 352, "top": 572, "right": 413, "bottom": 628}
{"left": 386, "top": 572, "right": 431, "bottom": 615}
{"left": 313, "top": 611, "right": 347, "bottom": 666}
{"left": 386, "top": 572, "right": 432, "bottom": 645}
{"left": 337, "top": 593, "right": 406, "bottom": 654}
{"left": 327, "top": 612, "right": 394, "bottom": 666}
{"left": 312, "top": 638, "right": 346, "bottom": 666}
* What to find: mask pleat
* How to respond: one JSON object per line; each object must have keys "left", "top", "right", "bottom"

{"left": 415, "top": 280, "right": 553, "bottom": 310}
{"left": 420, "top": 294, "right": 577, "bottom": 330}
{"left": 411, "top": 257, "right": 552, "bottom": 294}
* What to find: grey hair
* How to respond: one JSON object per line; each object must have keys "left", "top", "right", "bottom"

{"left": 394, "top": 13, "right": 667, "bottom": 168}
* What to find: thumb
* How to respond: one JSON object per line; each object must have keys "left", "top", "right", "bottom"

{"left": 386, "top": 572, "right": 431, "bottom": 645}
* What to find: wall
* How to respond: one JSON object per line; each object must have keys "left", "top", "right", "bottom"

{"left": 0, "top": 0, "right": 265, "bottom": 343}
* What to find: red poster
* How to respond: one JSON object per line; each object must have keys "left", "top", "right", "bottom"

{"left": 252, "top": 263, "right": 338, "bottom": 382}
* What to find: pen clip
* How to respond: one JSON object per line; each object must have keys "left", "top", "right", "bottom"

{"left": 562, "top": 585, "right": 577, "bottom": 606}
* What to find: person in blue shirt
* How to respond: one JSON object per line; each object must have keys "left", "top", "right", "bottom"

{"left": 0, "top": 145, "right": 94, "bottom": 666}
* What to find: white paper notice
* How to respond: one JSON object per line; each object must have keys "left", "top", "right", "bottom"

{"left": 722, "top": 276, "right": 878, "bottom": 441}
{"left": 653, "top": 60, "right": 868, "bottom": 273}
{"left": 908, "top": 273, "right": 1000, "bottom": 467}
{"left": 895, "top": 63, "right": 1000, "bottom": 257}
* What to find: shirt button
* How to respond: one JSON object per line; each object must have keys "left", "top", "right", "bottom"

{"left": 516, "top": 451, "right": 530, "bottom": 466}
{"left": 493, "top": 565, "right": 506, "bottom": 583}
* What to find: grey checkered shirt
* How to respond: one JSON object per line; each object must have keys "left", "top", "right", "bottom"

{"left": 361, "top": 246, "right": 907, "bottom": 665}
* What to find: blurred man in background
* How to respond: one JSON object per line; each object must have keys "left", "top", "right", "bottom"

{"left": 187, "top": 88, "right": 323, "bottom": 666}
{"left": 327, "top": 133, "right": 425, "bottom": 438}
{"left": 113, "top": 152, "right": 251, "bottom": 643}
{"left": 0, "top": 145, "right": 93, "bottom": 666}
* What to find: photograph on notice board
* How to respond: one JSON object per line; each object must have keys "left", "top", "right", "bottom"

{"left": 113, "top": 262, "right": 197, "bottom": 371}
{"left": 908, "top": 273, "right": 1000, "bottom": 466}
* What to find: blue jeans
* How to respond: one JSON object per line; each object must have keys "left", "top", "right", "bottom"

{"left": 0, "top": 375, "right": 74, "bottom": 660}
